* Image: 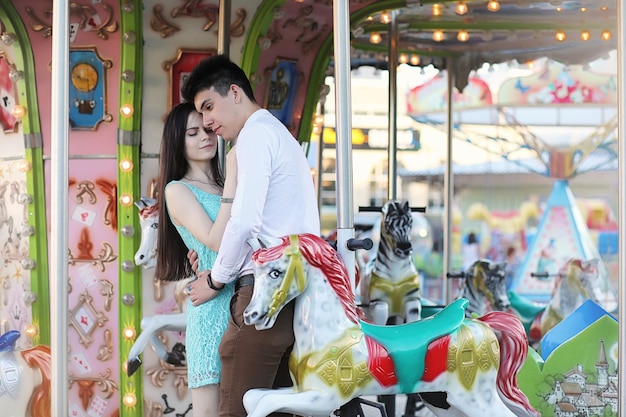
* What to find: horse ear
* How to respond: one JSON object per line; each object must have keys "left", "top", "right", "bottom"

{"left": 144, "top": 197, "right": 158, "bottom": 207}
{"left": 257, "top": 234, "right": 283, "bottom": 249}
{"left": 134, "top": 199, "right": 146, "bottom": 210}
{"left": 402, "top": 200, "right": 409, "bottom": 212}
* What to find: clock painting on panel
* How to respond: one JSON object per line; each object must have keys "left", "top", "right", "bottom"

{"left": 69, "top": 48, "right": 113, "bottom": 130}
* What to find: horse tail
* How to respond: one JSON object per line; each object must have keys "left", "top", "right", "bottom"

{"left": 21, "top": 345, "right": 52, "bottom": 417}
{"left": 478, "top": 312, "right": 539, "bottom": 417}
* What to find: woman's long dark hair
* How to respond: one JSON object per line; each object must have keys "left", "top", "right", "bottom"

{"left": 154, "top": 101, "right": 224, "bottom": 282}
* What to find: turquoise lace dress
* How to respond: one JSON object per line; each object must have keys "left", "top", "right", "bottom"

{"left": 167, "top": 181, "right": 234, "bottom": 388}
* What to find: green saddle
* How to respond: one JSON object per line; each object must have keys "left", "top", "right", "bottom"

{"left": 508, "top": 291, "right": 546, "bottom": 332}
{"left": 360, "top": 298, "right": 468, "bottom": 393}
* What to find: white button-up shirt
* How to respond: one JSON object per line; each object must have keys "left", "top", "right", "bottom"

{"left": 212, "top": 109, "right": 320, "bottom": 283}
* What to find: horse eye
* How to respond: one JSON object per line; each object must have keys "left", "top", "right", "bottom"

{"left": 151, "top": 223, "right": 158, "bottom": 229}
{"left": 268, "top": 269, "right": 281, "bottom": 279}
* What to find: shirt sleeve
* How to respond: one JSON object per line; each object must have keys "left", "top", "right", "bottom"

{"left": 210, "top": 125, "right": 274, "bottom": 283}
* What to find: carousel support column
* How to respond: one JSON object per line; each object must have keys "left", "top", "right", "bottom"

{"left": 443, "top": 58, "right": 455, "bottom": 304}
{"left": 50, "top": 0, "right": 70, "bottom": 415}
{"left": 617, "top": 1, "right": 625, "bottom": 415}
{"left": 387, "top": 10, "right": 398, "bottom": 201}
{"left": 217, "top": 0, "right": 230, "bottom": 167}
{"left": 118, "top": 1, "right": 144, "bottom": 416}
{"left": 332, "top": 0, "right": 356, "bottom": 290}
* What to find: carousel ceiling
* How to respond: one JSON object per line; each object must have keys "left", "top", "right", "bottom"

{"left": 345, "top": 0, "right": 617, "bottom": 90}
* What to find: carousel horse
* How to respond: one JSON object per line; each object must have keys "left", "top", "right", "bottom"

{"left": 360, "top": 200, "right": 422, "bottom": 326}
{"left": 508, "top": 258, "right": 604, "bottom": 345}
{"left": 127, "top": 197, "right": 189, "bottom": 376}
{"left": 242, "top": 233, "right": 538, "bottom": 417}
{"left": 452, "top": 259, "right": 511, "bottom": 317}
{"left": 0, "top": 330, "right": 51, "bottom": 417}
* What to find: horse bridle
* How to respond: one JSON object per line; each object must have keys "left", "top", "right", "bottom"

{"left": 267, "top": 235, "right": 307, "bottom": 318}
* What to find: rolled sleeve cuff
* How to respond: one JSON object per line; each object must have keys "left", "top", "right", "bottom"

{"left": 210, "top": 265, "right": 239, "bottom": 284}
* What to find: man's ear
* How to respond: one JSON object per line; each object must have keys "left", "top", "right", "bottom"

{"left": 230, "top": 84, "right": 241, "bottom": 103}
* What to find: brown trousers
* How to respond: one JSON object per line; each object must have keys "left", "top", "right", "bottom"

{"left": 218, "top": 284, "right": 295, "bottom": 417}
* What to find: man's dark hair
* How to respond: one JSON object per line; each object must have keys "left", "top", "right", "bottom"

{"left": 181, "top": 54, "right": 257, "bottom": 103}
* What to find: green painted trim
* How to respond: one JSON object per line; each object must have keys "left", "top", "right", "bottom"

{"left": 0, "top": 2, "right": 49, "bottom": 345}
{"left": 118, "top": 1, "right": 143, "bottom": 132}
{"left": 118, "top": 2, "right": 144, "bottom": 416}
{"left": 117, "top": 143, "right": 143, "bottom": 417}
{"left": 240, "top": 0, "right": 287, "bottom": 75}
{"left": 25, "top": 147, "right": 50, "bottom": 345}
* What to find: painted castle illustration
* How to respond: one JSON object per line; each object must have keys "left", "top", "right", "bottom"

{"left": 548, "top": 339, "right": 618, "bottom": 416}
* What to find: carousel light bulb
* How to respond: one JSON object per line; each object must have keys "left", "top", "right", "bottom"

{"left": 410, "top": 55, "right": 420, "bottom": 66}
{"left": 432, "top": 30, "right": 445, "bottom": 42}
{"left": 456, "top": 2, "right": 468, "bottom": 15}
{"left": 601, "top": 30, "right": 611, "bottom": 41}
{"left": 25, "top": 324, "right": 38, "bottom": 337}
{"left": 123, "top": 393, "right": 137, "bottom": 407}
{"left": 119, "top": 194, "right": 134, "bottom": 207}
{"left": 18, "top": 160, "right": 32, "bottom": 172}
{"left": 580, "top": 7, "right": 587, "bottom": 12}
{"left": 399, "top": 53, "right": 409, "bottom": 64}
{"left": 119, "top": 159, "right": 134, "bottom": 172}
{"left": 580, "top": 30, "right": 591, "bottom": 41}
{"left": 12, "top": 104, "right": 26, "bottom": 119}
{"left": 432, "top": 3, "right": 443, "bottom": 16}
{"left": 457, "top": 30, "right": 469, "bottom": 42}
{"left": 487, "top": 0, "right": 500, "bottom": 12}
{"left": 120, "top": 104, "right": 134, "bottom": 117}
{"left": 555, "top": 30, "right": 566, "bottom": 41}
{"left": 123, "top": 326, "right": 136, "bottom": 340}
{"left": 380, "top": 11, "right": 392, "bottom": 24}
{"left": 369, "top": 32, "right": 382, "bottom": 44}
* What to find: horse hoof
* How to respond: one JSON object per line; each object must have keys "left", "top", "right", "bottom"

{"left": 164, "top": 353, "right": 184, "bottom": 366}
{"left": 127, "top": 357, "right": 142, "bottom": 376}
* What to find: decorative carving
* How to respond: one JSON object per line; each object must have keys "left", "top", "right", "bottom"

{"left": 69, "top": 368, "right": 118, "bottom": 403}
{"left": 68, "top": 228, "right": 117, "bottom": 272}
{"left": 146, "top": 359, "right": 188, "bottom": 400}
{"left": 75, "top": 181, "right": 97, "bottom": 205}
{"left": 26, "top": 3, "right": 118, "bottom": 40}
{"left": 151, "top": 4, "right": 180, "bottom": 38}
{"left": 95, "top": 179, "right": 117, "bottom": 230}
{"left": 99, "top": 279, "right": 114, "bottom": 311}
{"left": 69, "top": 290, "right": 109, "bottom": 347}
{"left": 150, "top": 2, "right": 246, "bottom": 38}
{"left": 97, "top": 329, "right": 113, "bottom": 361}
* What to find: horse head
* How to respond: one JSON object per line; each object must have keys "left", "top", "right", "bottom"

{"left": 465, "top": 260, "right": 510, "bottom": 313}
{"left": 558, "top": 258, "right": 602, "bottom": 305}
{"left": 244, "top": 235, "right": 310, "bottom": 330}
{"left": 381, "top": 200, "right": 413, "bottom": 257}
{"left": 134, "top": 197, "right": 159, "bottom": 269}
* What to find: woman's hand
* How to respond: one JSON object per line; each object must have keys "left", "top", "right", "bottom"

{"left": 188, "top": 273, "right": 220, "bottom": 306}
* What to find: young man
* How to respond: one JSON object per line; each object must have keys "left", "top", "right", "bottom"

{"left": 181, "top": 54, "right": 320, "bottom": 417}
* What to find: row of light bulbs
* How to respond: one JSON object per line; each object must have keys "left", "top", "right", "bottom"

{"left": 369, "top": 28, "right": 613, "bottom": 44}
{"left": 434, "top": 1, "right": 610, "bottom": 16}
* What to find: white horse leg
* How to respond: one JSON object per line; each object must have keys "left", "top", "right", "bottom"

{"left": 369, "top": 301, "right": 389, "bottom": 325}
{"left": 404, "top": 298, "right": 422, "bottom": 323}
{"left": 126, "top": 313, "right": 187, "bottom": 376}
{"left": 244, "top": 388, "right": 337, "bottom": 417}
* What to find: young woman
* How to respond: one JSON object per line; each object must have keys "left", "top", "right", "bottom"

{"left": 154, "top": 101, "right": 237, "bottom": 416}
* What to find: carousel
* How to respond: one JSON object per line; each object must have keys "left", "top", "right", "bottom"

{"left": 0, "top": 1, "right": 624, "bottom": 417}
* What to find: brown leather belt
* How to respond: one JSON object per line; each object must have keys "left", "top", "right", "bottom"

{"left": 235, "top": 274, "right": 255, "bottom": 292}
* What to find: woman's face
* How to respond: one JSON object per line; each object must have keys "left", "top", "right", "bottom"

{"left": 184, "top": 110, "right": 218, "bottom": 162}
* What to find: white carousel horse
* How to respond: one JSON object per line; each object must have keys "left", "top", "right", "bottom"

{"left": 127, "top": 197, "right": 189, "bottom": 376}
{"left": 243, "top": 233, "right": 539, "bottom": 417}
{"left": 360, "top": 200, "right": 422, "bottom": 326}
{"left": 0, "top": 330, "right": 51, "bottom": 417}
{"left": 508, "top": 258, "right": 605, "bottom": 345}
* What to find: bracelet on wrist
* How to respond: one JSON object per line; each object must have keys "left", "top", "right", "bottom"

{"left": 220, "top": 197, "right": 234, "bottom": 204}
{"left": 206, "top": 272, "right": 224, "bottom": 291}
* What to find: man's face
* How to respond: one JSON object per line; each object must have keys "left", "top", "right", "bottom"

{"left": 194, "top": 86, "right": 239, "bottom": 141}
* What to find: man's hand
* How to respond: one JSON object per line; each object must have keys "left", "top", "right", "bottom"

{"left": 187, "top": 249, "right": 199, "bottom": 275}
